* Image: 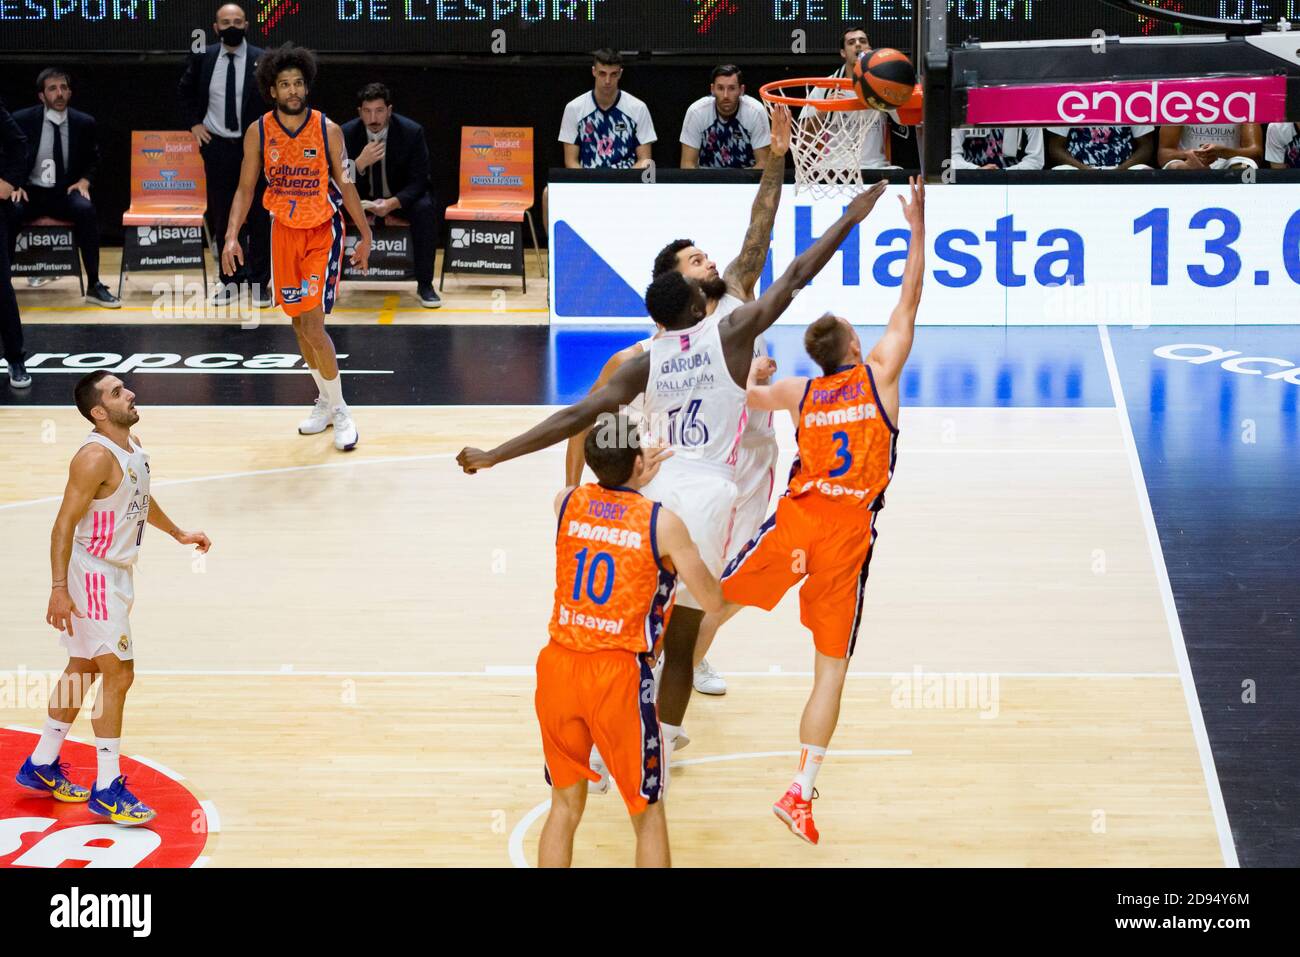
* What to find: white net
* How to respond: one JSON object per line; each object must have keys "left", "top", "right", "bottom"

{"left": 765, "top": 83, "right": 873, "bottom": 199}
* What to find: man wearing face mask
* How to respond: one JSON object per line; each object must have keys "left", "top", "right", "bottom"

{"left": 178, "top": 4, "right": 270, "bottom": 306}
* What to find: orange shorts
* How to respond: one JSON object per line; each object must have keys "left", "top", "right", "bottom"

{"left": 721, "top": 494, "right": 877, "bottom": 658}
{"left": 535, "top": 641, "right": 663, "bottom": 815}
{"left": 269, "top": 214, "right": 343, "bottom": 317}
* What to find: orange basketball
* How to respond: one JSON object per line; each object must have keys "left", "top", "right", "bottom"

{"left": 852, "top": 48, "right": 917, "bottom": 112}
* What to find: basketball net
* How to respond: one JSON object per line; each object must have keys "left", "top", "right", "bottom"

{"left": 763, "top": 80, "right": 874, "bottom": 199}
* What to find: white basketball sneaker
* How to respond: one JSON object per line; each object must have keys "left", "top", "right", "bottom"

{"left": 332, "top": 407, "right": 359, "bottom": 451}
{"left": 668, "top": 727, "right": 690, "bottom": 753}
{"left": 298, "top": 396, "right": 331, "bottom": 435}
{"left": 693, "top": 658, "right": 727, "bottom": 696}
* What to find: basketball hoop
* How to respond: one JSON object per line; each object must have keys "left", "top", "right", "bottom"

{"left": 761, "top": 77, "right": 874, "bottom": 199}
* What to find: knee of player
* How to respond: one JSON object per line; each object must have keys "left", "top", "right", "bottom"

{"left": 548, "top": 788, "right": 586, "bottom": 822}
{"left": 101, "top": 667, "right": 135, "bottom": 694}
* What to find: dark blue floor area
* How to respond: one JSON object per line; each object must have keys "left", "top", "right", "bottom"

{"left": 1109, "top": 326, "right": 1300, "bottom": 867}
{"left": 551, "top": 325, "right": 1114, "bottom": 407}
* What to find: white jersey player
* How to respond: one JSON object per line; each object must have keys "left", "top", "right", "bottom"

{"left": 562, "top": 112, "right": 790, "bottom": 698}
{"left": 18, "top": 371, "right": 211, "bottom": 827}
{"left": 459, "top": 181, "right": 888, "bottom": 761}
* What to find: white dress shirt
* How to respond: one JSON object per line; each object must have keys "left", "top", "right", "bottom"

{"left": 28, "top": 108, "right": 70, "bottom": 188}
{"left": 204, "top": 41, "right": 248, "bottom": 139}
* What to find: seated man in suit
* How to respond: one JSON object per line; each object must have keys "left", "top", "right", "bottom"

{"left": 5, "top": 68, "right": 119, "bottom": 307}
{"left": 341, "top": 83, "right": 441, "bottom": 308}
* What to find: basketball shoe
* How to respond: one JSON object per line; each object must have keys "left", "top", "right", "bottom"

{"left": 15, "top": 757, "right": 89, "bottom": 803}
{"left": 332, "top": 407, "right": 359, "bottom": 451}
{"left": 88, "top": 775, "right": 157, "bottom": 826}
{"left": 693, "top": 658, "right": 726, "bottom": 695}
{"left": 773, "top": 784, "right": 819, "bottom": 844}
{"left": 298, "top": 396, "right": 331, "bottom": 435}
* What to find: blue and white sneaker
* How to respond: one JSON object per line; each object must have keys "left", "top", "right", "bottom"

{"left": 16, "top": 757, "right": 90, "bottom": 803}
{"left": 88, "top": 775, "right": 157, "bottom": 826}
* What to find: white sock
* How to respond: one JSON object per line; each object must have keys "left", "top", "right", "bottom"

{"left": 308, "top": 368, "right": 327, "bottom": 400}
{"left": 320, "top": 371, "right": 345, "bottom": 411}
{"left": 792, "top": 744, "right": 826, "bottom": 798}
{"left": 95, "top": 737, "right": 121, "bottom": 789}
{"left": 661, "top": 722, "right": 682, "bottom": 745}
{"left": 31, "top": 717, "right": 72, "bottom": 766}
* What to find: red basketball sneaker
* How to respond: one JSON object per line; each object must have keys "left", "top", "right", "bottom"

{"left": 773, "top": 784, "right": 819, "bottom": 845}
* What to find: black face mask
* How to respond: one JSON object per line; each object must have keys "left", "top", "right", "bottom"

{"left": 218, "top": 25, "right": 245, "bottom": 47}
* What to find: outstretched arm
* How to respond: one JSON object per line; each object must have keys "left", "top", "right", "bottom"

{"left": 721, "top": 105, "right": 790, "bottom": 300}
{"left": 656, "top": 508, "right": 724, "bottom": 614}
{"left": 459, "top": 352, "right": 652, "bottom": 473}
{"left": 721, "top": 180, "right": 888, "bottom": 354}
{"left": 564, "top": 341, "right": 646, "bottom": 486}
{"left": 866, "top": 177, "right": 925, "bottom": 387}
{"left": 745, "top": 356, "right": 808, "bottom": 415}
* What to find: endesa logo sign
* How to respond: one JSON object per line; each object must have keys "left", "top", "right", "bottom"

{"left": 967, "top": 75, "right": 1287, "bottom": 127}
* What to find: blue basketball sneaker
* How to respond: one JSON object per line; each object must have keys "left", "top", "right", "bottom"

{"left": 88, "top": 775, "right": 157, "bottom": 826}
{"left": 15, "top": 757, "right": 90, "bottom": 803}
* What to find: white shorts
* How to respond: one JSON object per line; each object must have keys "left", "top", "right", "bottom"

{"left": 640, "top": 460, "right": 738, "bottom": 611}
{"left": 728, "top": 436, "right": 779, "bottom": 559}
{"left": 60, "top": 552, "right": 135, "bottom": 662}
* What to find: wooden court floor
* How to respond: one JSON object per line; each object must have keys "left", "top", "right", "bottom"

{"left": 0, "top": 405, "right": 1228, "bottom": 866}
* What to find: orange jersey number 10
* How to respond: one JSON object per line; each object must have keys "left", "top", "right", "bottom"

{"left": 572, "top": 548, "right": 616, "bottom": 605}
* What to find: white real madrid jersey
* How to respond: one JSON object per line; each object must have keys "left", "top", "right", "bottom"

{"left": 643, "top": 313, "right": 748, "bottom": 471}
{"left": 73, "top": 432, "right": 151, "bottom": 568}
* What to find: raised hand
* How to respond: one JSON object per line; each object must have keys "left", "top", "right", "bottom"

{"left": 769, "top": 104, "right": 791, "bottom": 158}
{"left": 898, "top": 175, "right": 925, "bottom": 228}
{"left": 847, "top": 179, "right": 889, "bottom": 220}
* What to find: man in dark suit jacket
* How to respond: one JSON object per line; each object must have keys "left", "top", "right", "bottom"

{"left": 0, "top": 96, "right": 31, "bottom": 387}
{"left": 341, "top": 83, "right": 442, "bottom": 307}
{"left": 177, "top": 3, "right": 270, "bottom": 304}
{"left": 5, "top": 68, "right": 119, "bottom": 308}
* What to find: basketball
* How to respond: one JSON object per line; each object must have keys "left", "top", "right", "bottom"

{"left": 852, "top": 48, "right": 917, "bottom": 111}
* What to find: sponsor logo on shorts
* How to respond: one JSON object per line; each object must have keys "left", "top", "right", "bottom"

{"left": 280, "top": 286, "right": 302, "bottom": 303}
{"left": 117, "top": 635, "right": 130, "bottom": 653}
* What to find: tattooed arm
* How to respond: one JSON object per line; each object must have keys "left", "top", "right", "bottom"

{"left": 720, "top": 105, "right": 790, "bottom": 301}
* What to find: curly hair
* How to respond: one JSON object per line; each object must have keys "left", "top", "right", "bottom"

{"left": 651, "top": 239, "right": 694, "bottom": 280}
{"left": 255, "top": 43, "right": 317, "bottom": 102}
{"left": 644, "top": 272, "right": 695, "bottom": 329}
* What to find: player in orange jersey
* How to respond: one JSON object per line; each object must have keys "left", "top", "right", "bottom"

{"left": 538, "top": 417, "right": 724, "bottom": 867}
{"left": 705, "top": 177, "right": 925, "bottom": 845}
{"left": 221, "top": 43, "right": 372, "bottom": 452}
